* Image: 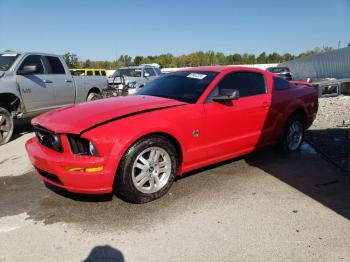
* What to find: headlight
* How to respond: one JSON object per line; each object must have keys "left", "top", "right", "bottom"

{"left": 88, "top": 141, "right": 99, "bottom": 156}
{"left": 51, "top": 134, "right": 62, "bottom": 152}
{"left": 35, "top": 126, "right": 63, "bottom": 153}
{"left": 68, "top": 135, "right": 100, "bottom": 156}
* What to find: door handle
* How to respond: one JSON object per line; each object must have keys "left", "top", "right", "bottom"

{"left": 43, "top": 80, "right": 53, "bottom": 83}
{"left": 65, "top": 79, "right": 73, "bottom": 83}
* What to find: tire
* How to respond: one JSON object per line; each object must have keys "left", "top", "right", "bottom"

{"left": 115, "top": 135, "right": 178, "bottom": 203}
{"left": 0, "top": 106, "right": 14, "bottom": 145}
{"left": 278, "top": 114, "right": 305, "bottom": 153}
{"left": 86, "top": 92, "right": 102, "bottom": 101}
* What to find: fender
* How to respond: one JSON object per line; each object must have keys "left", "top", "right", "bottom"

{"left": 284, "top": 98, "right": 307, "bottom": 120}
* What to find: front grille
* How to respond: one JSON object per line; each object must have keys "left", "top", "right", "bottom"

{"left": 36, "top": 167, "right": 63, "bottom": 185}
{"left": 34, "top": 126, "right": 63, "bottom": 152}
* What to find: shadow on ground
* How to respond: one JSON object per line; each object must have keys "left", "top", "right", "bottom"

{"left": 11, "top": 118, "right": 34, "bottom": 140}
{"left": 306, "top": 128, "right": 350, "bottom": 172}
{"left": 245, "top": 144, "right": 350, "bottom": 220}
{"left": 84, "top": 245, "right": 124, "bottom": 262}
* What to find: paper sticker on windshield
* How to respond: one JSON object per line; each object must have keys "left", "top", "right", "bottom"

{"left": 1, "top": 53, "right": 18, "bottom": 57}
{"left": 187, "top": 73, "right": 207, "bottom": 80}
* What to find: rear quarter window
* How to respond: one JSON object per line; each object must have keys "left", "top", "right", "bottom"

{"left": 46, "top": 56, "right": 66, "bottom": 74}
{"left": 273, "top": 77, "right": 290, "bottom": 90}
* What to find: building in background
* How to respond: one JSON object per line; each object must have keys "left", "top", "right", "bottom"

{"left": 279, "top": 46, "right": 350, "bottom": 82}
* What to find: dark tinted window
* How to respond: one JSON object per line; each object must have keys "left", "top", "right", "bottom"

{"left": 273, "top": 77, "right": 290, "bottom": 90}
{"left": 144, "top": 68, "right": 156, "bottom": 77}
{"left": 46, "top": 56, "right": 65, "bottom": 74}
{"left": 216, "top": 72, "right": 266, "bottom": 98}
{"left": 154, "top": 68, "right": 162, "bottom": 75}
{"left": 18, "top": 55, "right": 45, "bottom": 74}
{"left": 95, "top": 71, "right": 101, "bottom": 76}
{"left": 137, "top": 71, "right": 218, "bottom": 103}
{"left": 267, "top": 67, "right": 290, "bottom": 73}
{"left": 101, "top": 71, "right": 106, "bottom": 76}
{"left": 86, "top": 71, "right": 93, "bottom": 76}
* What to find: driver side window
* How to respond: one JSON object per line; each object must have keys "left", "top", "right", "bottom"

{"left": 207, "top": 71, "right": 266, "bottom": 102}
{"left": 18, "top": 55, "right": 45, "bottom": 74}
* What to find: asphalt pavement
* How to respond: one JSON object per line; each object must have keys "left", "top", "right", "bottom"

{"left": 0, "top": 122, "right": 349, "bottom": 261}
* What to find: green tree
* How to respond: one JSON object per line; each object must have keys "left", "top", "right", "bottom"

{"left": 133, "top": 56, "right": 144, "bottom": 66}
{"left": 83, "top": 59, "right": 92, "bottom": 68}
{"left": 62, "top": 52, "right": 79, "bottom": 68}
{"left": 257, "top": 52, "right": 267, "bottom": 64}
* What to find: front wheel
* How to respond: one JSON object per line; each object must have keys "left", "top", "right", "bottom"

{"left": 0, "top": 106, "right": 14, "bottom": 145}
{"left": 115, "top": 135, "right": 178, "bottom": 203}
{"left": 279, "top": 114, "right": 305, "bottom": 153}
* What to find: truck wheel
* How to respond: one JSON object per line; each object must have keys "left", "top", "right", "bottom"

{"left": 0, "top": 106, "right": 14, "bottom": 145}
{"left": 115, "top": 135, "right": 178, "bottom": 203}
{"left": 86, "top": 92, "right": 102, "bottom": 101}
{"left": 278, "top": 114, "right": 305, "bottom": 153}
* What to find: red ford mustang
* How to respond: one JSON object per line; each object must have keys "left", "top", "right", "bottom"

{"left": 26, "top": 66, "right": 318, "bottom": 203}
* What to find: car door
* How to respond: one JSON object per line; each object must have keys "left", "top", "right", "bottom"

{"left": 16, "top": 55, "right": 56, "bottom": 112}
{"left": 203, "top": 71, "right": 273, "bottom": 159}
{"left": 45, "top": 56, "right": 75, "bottom": 107}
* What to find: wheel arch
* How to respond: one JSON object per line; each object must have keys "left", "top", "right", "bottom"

{"left": 88, "top": 87, "right": 101, "bottom": 95}
{"left": 0, "top": 93, "right": 22, "bottom": 113}
{"left": 126, "top": 131, "right": 183, "bottom": 167}
{"left": 287, "top": 108, "right": 307, "bottom": 125}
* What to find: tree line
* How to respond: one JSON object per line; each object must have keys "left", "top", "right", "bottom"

{"left": 63, "top": 46, "right": 334, "bottom": 69}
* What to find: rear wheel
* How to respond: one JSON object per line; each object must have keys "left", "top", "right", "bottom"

{"left": 279, "top": 114, "right": 305, "bottom": 153}
{"left": 115, "top": 135, "right": 178, "bottom": 203}
{"left": 86, "top": 92, "right": 102, "bottom": 101}
{"left": 0, "top": 106, "right": 14, "bottom": 145}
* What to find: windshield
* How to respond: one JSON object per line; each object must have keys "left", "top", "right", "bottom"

{"left": 114, "top": 68, "right": 142, "bottom": 77}
{"left": 136, "top": 71, "right": 218, "bottom": 103}
{"left": 0, "top": 53, "right": 20, "bottom": 71}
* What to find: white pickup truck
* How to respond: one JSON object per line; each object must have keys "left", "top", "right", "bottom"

{"left": 0, "top": 51, "right": 108, "bottom": 145}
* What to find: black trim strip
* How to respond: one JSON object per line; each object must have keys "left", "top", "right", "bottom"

{"left": 80, "top": 104, "right": 187, "bottom": 134}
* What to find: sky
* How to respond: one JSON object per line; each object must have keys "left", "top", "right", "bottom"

{"left": 0, "top": 0, "right": 349, "bottom": 61}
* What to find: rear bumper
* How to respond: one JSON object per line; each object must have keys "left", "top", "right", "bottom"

{"left": 25, "top": 137, "right": 115, "bottom": 194}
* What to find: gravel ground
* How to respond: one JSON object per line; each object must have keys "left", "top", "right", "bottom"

{"left": 305, "top": 95, "right": 350, "bottom": 172}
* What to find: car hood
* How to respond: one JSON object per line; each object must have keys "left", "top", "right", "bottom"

{"left": 32, "top": 95, "right": 187, "bottom": 134}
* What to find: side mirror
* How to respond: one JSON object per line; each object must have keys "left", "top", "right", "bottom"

{"left": 144, "top": 72, "right": 150, "bottom": 77}
{"left": 18, "top": 65, "right": 37, "bottom": 75}
{"left": 213, "top": 89, "right": 240, "bottom": 102}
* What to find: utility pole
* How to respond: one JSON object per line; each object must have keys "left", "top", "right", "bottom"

{"left": 338, "top": 40, "right": 341, "bottom": 49}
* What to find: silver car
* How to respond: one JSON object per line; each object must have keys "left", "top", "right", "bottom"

{"left": 0, "top": 51, "right": 108, "bottom": 145}
{"left": 108, "top": 65, "right": 162, "bottom": 95}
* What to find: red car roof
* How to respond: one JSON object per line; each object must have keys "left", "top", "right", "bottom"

{"left": 179, "top": 65, "right": 268, "bottom": 74}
